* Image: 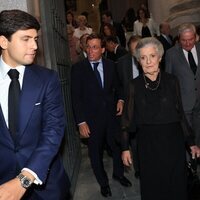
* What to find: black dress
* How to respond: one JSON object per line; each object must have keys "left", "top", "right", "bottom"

{"left": 121, "top": 72, "right": 194, "bottom": 200}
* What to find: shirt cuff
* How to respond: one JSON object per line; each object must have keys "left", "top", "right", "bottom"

{"left": 22, "top": 168, "right": 43, "bottom": 185}
{"left": 78, "top": 121, "right": 86, "bottom": 126}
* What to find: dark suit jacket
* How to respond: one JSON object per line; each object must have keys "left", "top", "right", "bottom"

{"left": 71, "top": 58, "right": 122, "bottom": 129}
{"left": 117, "top": 53, "right": 142, "bottom": 95}
{"left": 113, "top": 22, "right": 126, "bottom": 48}
{"left": 158, "top": 34, "right": 173, "bottom": 52}
{"left": 158, "top": 34, "right": 173, "bottom": 70}
{"left": 106, "top": 45, "right": 128, "bottom": 62}
{"left": 165, "top": 43, "right": 200, "bottom": 111}
{"left": 0, "top": 65, "right": 69, "bottom": 199}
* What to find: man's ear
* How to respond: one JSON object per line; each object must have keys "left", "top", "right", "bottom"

{"left": 0, "top": 35, "right": 8, "bottom": 49}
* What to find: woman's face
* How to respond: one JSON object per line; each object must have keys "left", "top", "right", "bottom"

{"left": 139, "top": 45, "right": 161, "bottom": 75}
{"left": 139, "top": 9, "right": 145, "bottom": 19}
{"left": 103, "top": 26, "right": 111, "bottom": 36}
{"left": 67, "top": 13, "right": 73, "bottom": 23}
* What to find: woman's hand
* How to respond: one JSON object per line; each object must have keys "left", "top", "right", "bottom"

{"left": 190, "top": 145, "right": 200, "bottom": 159}
{"left": 122, "top": 150, "right": 132, "bottom": 166}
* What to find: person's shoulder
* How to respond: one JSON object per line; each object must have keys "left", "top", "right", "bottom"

{"left": 118, "top": 53, "right": 131, "bottom": 62}
{"left": 103, "top": 57, "right": 115, "bottom": 65}
{"left": 26, "top": 64, "right": 59, "bottom": 81}
{"left": 134, "top": 20, "right": 140, "bottom": 24}
{"left": 166, "top": 44, "right": 178, "bottom": 54}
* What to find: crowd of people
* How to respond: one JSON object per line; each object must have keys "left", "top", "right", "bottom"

{"left": 69, "top": 4, "right": 200, "bottom": 200}
{"left": 0, "top": 4, "right": 200, "bottom": 200}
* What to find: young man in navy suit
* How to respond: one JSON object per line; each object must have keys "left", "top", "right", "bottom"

{"left": 0, "top": 10, "right": 69, "bottom": 199}
{"left": 71, "top": 33, "right": 131, "bottom": 197}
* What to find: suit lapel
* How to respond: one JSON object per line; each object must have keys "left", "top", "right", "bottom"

{"left": 18, "top": 66, "right": 42, "bottom": 136}
{"left": 195, "top": 43, "right": 200, "bottom": 76}
{"left": 0, "top": 105, "right": 14, "bottom": 147}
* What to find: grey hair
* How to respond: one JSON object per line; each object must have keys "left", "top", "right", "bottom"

{"left": 178, "top": 23, "right": 196, "bottom": 36}
{"left": 134, "top": 37, "right": 164, "bottom": 61}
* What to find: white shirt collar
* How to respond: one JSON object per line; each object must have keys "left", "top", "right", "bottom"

{"left": 0, "top": 56, "right": 25, "bottom": 79}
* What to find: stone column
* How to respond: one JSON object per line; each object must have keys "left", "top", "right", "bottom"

{"left": 148, "top": 0, "right": 200, "bottom": 35}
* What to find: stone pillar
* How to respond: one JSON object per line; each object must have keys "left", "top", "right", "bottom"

{"left": 0, "top": 0, "right": 28, "bottom": 11}
{"left": 148, "top": 0, "right": 200, "bottom": 36}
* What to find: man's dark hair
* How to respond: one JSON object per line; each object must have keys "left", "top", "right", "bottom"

{"left": 105, "top": 35, "right": 119, "bottom": 44}
{"left": 0, "top": 9, "right": 40, "bottom": 41}
{"left": 102, "top": 10, "right": 112, "bottom": 19}
{"left": 86, "top": 33, "right": 106, "bottom": 48}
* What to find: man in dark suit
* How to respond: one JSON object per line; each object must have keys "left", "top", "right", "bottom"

{"left": 117, "top": 35, "right": 142, "bottom": 178}
{"left": 71, "top": 33, "right": 131, "bottom": 197}
{"left": 158, "top": 21, "right": 173, "bottom": 69}
{"left": 101, "top": 10, "right": 126, "bottom": 47}
{"left": 0, "top": 10, "right": 69, "bottom": 199}
{"left": 105, "top": 35, "right": 128, "bottom": 62}
{"left": 77, "top": 33, "right": 89, "bottom": 62}
{"left": 165, "top": 23, "right": 200, "bottom": 146}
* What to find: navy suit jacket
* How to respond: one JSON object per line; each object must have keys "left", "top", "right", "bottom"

{"left": 0, "top": 64, "right": 69, "bottom": 199}
{"left": 71, "top": 58, "right": 122, "bottom": 130}
{"left": 117, "top": 53, "right": 142, "bottom": 95}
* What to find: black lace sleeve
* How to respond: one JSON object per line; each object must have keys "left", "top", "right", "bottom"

{"left": 175, "top": 77, "right": 195, "bottom": 146}
{"left": 121, "top": 80, "right": 136, "bottom": 151}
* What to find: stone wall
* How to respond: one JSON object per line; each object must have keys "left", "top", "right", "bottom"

{"left": 148, "top": 0, "right": 200, "bottom": 36}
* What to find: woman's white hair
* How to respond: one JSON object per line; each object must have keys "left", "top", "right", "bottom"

{"left": 134, "top": 37, "right": 164, "bottom": 61}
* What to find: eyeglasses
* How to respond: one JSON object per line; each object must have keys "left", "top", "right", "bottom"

{"left": 86, "top": 45, "right": 101, "bottom": 51}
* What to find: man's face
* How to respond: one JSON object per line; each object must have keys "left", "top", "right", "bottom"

{"left": 129, "top": 41, "right": 139, "bottom": 56}
{"left": 86, "top": 39, "right": 105, "bottom": 61}
{"left": 179, "top": 31, "right": 196, "bottom": 51}
{"left": 0, "top": 29, "right": 38, "bottom": 67}
{"left": 102, "top": 14, "right": 110, "bottom": 24}
{"left": 161, "top": 23, "right": 171, "bottom": 35}
{"left": 105, "top": 41, "right": 114, "bottom": 52}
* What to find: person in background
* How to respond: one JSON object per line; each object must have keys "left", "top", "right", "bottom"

{"left": 117, "top": 35, "right": 142, "bottom": 178}
{"left": 81, "top": 11, "right": 92, "bottom": 28}
{"left": 121, "top": 8, "right": 136, "bottom": 49}
{"left": 121, "top": 37, "right": 200, "bottom": 200}
{"left": 157, "top": 21, "right": 173, "bottom": 70}
{"left": 0, "top": 9, "right": 70, "bottom": 200}
{"left": 101, "top": 10, "right": 126, "bottom": 47}
{"left": 105, "top": 35, "right": 128, "bottom": 62}
{"left": 67, "top": 24, "right": 79, "bottom": 64}
{"left": 66, "top": 10, "right": 77, "bottom": 29}
{"left": 165, "top": 23, "right": 200, "bottom": 146}
{"left": 73, "top": 15, "right": 93, "bottom": 39}
{"left": 77, "top": 33, "right": 89, "bottom": 61}
{"left": 71, "top": 33, "right": 131, "bottom": 198}
{"left": 101, "top": 23, "right": 120, "bottom": 44}
{"left": 133, "top": 8, "right": 159, "bottom": 38}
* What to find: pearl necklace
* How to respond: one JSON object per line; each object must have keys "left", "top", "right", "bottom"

{"left": 143, "top": 72, "right": 161, "bottom": 91}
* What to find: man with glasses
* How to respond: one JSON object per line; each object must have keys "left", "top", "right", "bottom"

{"left": 71, "top": 33, "right": 131, "bottom": 198}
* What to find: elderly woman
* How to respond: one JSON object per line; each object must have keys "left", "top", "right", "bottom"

{"left": 121, "top": 37, "right": 200, "bottom": 200}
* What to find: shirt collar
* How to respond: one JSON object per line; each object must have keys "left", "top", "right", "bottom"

{"left": 0, "top": 56, "right": 25, "bottom": 79}
{"left": 89, "top": 58, "right": 102, "bottom": 69}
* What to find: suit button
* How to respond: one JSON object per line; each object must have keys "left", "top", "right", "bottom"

{"left": 194, "top": 78, "right": 196, "bottom": 80}
{"left": 195, "top": 88, "right": 197, "bottom": 91}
